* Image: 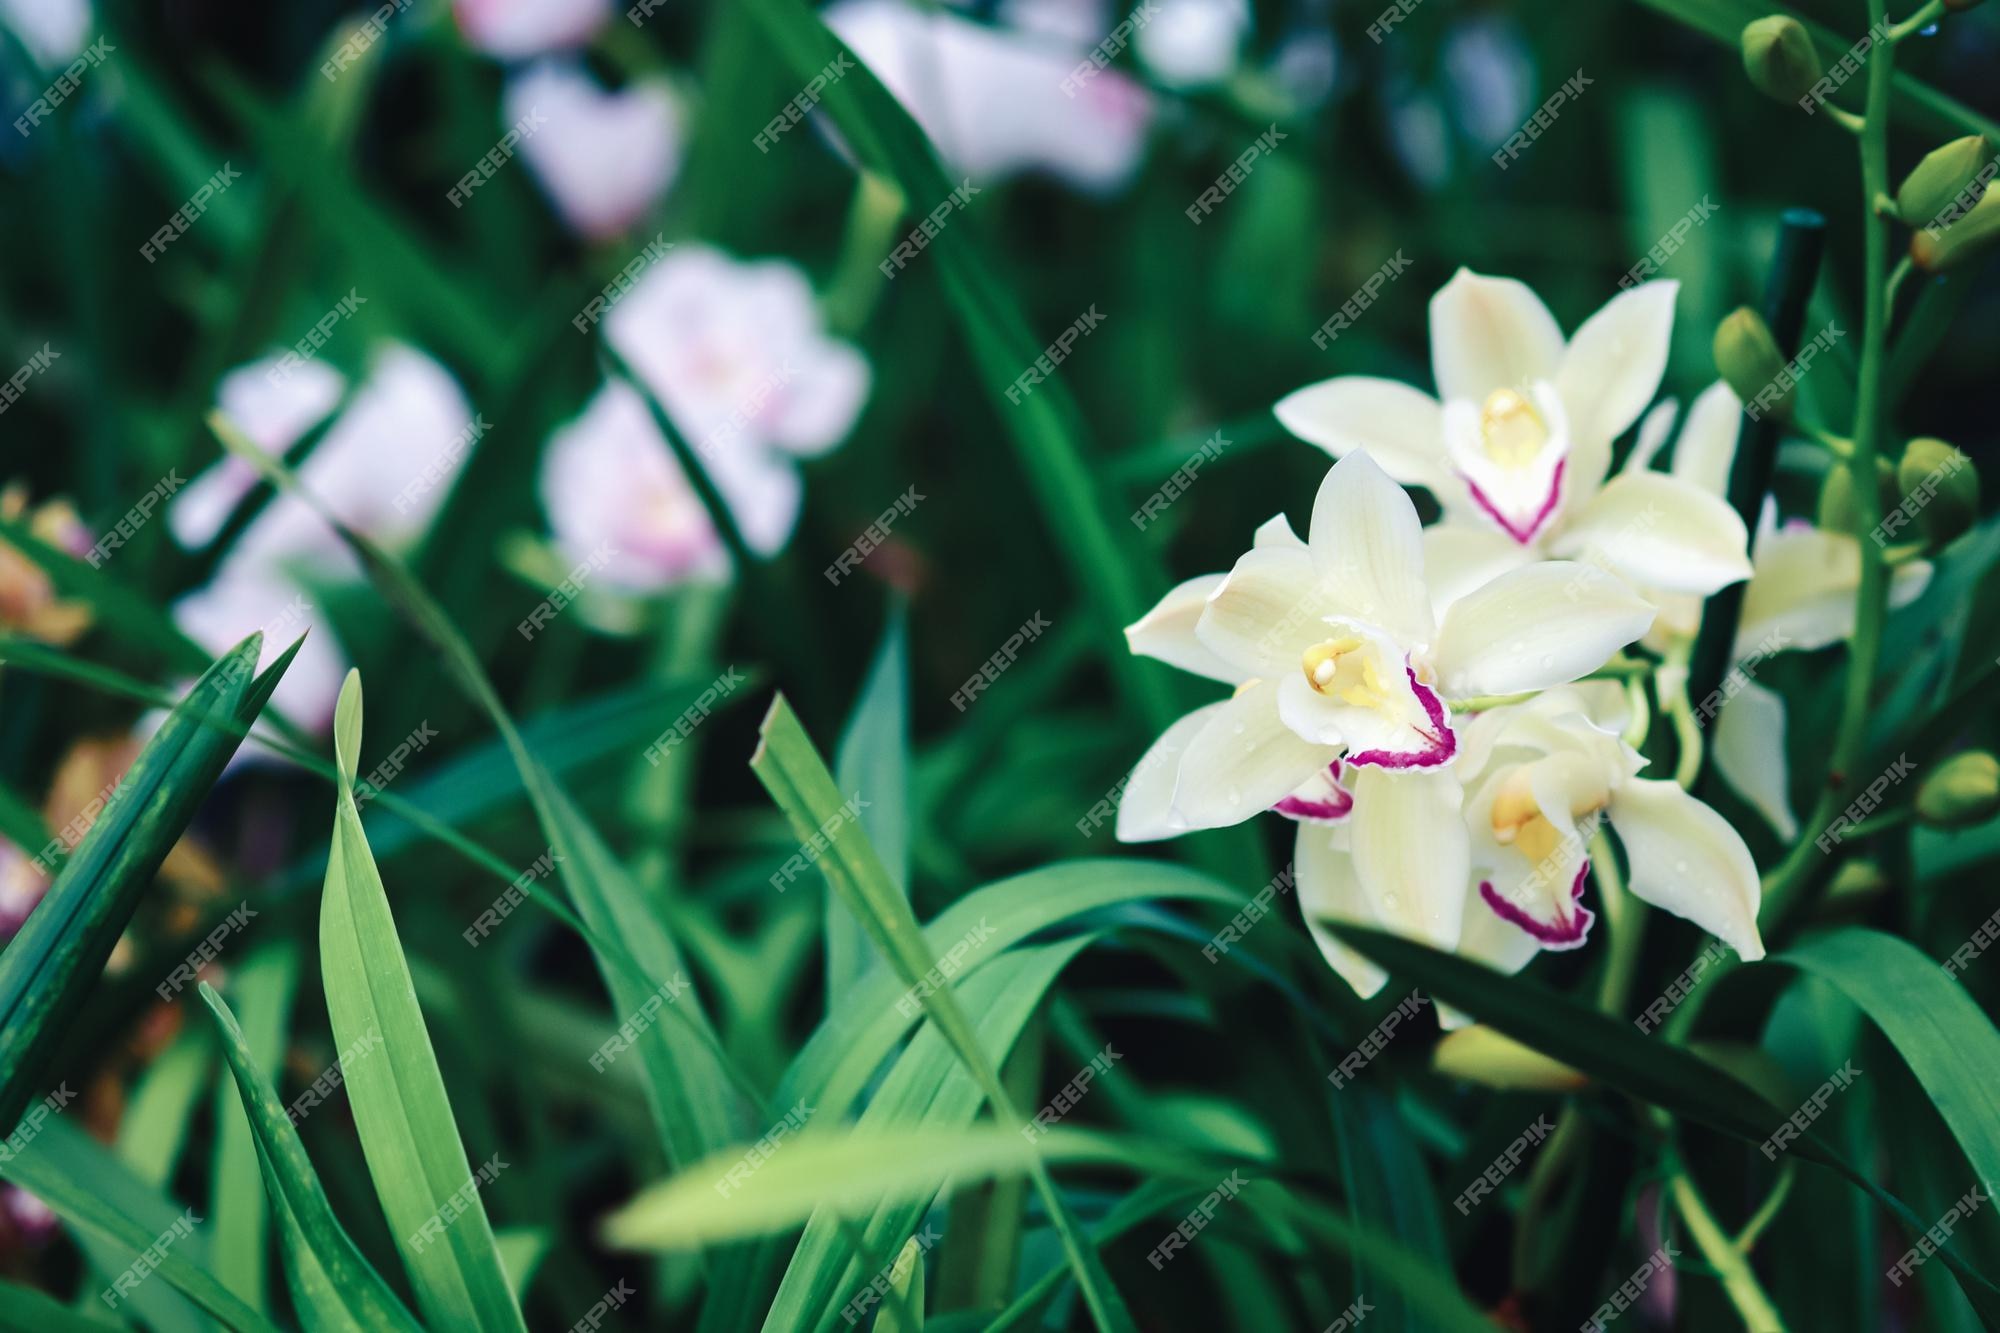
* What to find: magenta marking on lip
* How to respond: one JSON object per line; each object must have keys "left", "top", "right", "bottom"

{"left": 1345, "top": 669, "right": 1458, "bottom": 771}
{"left": 1272, "top": 761, "right": 1354, "bottom": 823}
{"left": 1478, "top": 861, "right": 1594, "bottom": 949}
{"left": 1463, "top": 458, "right": 1566, "bottom": 546}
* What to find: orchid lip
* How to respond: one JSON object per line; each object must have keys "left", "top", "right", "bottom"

{"left": 1478, "top": 862, "right": 1594, "bottom": 950}
{"left": 1462, "top": 457, "right": 1566, "bottom": 546}
{"left": 1343, "top": 667, "right": 1457, "bottom": 771}
{"left": 1271, "top": 760, "right": 1353, "bottom": 823}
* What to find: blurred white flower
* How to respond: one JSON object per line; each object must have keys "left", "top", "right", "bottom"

{"left": 173, "top": 344, "right": 479, "bottom": 731}
{"left": 825, "top": 0, "right": 1153, "bottom": 194}
{"left": 602, "top": 244, "right": 868, "bottom": 556}
{"left": 0, "top": 0, "right": 91, "bottom": 68}
{"left": 1279, "top": 271, "right": 1753, "bottom": 605}
{"left": 0, "top": 838, "right": 48, "bottom": 943}
{"left": 1442, "top": 17, "right": 1533, "bottom": 149}
{"left": 1136, "top": 0, "right": 1251, "bottom": 89}
{"left": 173, "top": 571, "right": 350, "bottom": 733}
{"left": 540, "top": 379, "right": 731, "bottom": 592}
{"left": 503, "top": 61, "right": 682, "bottom": 241}
{"left": 451, "top": 0, "right": 610, "bottom": 59}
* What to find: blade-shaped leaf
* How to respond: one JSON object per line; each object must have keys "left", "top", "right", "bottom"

{"left": 0, "top": 632, "right": 298, "bottom": 1130}
{"left": 752, "top": 695, "right": 1138, "bottom": 1333}
{"left": 0, "top": 1115, "right": 281, "bottom": 1332}
{"left": 1332, "top": 923, "right": 2000, "bottom": 1321}
{"left": 209, "top": 942, "right": 300, "bottom": 1312}
{"left": 319, "top": 672, "right": 527, "bottom": 1332}
{"left": 198, "top": 981, "right": 424, "bottom": 1332}
{"left": 830, "top": 605, "right": 910, "bottom": 1005}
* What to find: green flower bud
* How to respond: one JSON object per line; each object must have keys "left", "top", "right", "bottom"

{"left": 1896, "top": 437, "right": 1979, "bottom": 544}
{"left": 1741, "top": 17, "right": 1823, "bottom": 103}
{"left": 1917, "top": 752, "right": 2000, "bottom": 828}
{"left": 1896, "top": 135, "right": 1993, "bottom": 226}
{"left": 1433, "top": 1026, "right": 1587, "bottom": 1092}
{"left": 1714, "top": 307, "right": 1789, "bottom": 419}
{"left": 1911, "top": 184, "right": 2000, "bottom": 272}
{"left": 1827, "top": 860, "right": 1892, "bottom": 905}
{"left": 1816, "top": 458, "right": 1897, "bottom": 532}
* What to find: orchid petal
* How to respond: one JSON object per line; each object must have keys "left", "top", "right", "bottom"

{"left": 1669, "top": 380, "right": 1742, "bottom": 498}
{"left": 1710, "top": 678, "right": 1799, "bottom": 842}
{"left": 1125, "top": 575, "right": 1243, "bottom": 684}
{"left": 1608, "top": 778, "right": 1765, "bottom": 961}
{"left": 1170, "top": 681, "right": 1339, "bottom": 831}
{"left": 1552, "top": 470, "right": 1753, "bottom": 596}
{"left": 1433, "top": 563, "right": 1654, "bottom": 698}
{"left": 1306, "top": 450, "right": 1436, "bottom": 643}
{"left": 1422, "top": 523, "right": 1536, "bottom": 619}
{"left": 1295, "top": 825, "right": 1390, "bottom": 998}
{"left": 1274, "top": 377, "right": 1449, "bottom": 490}
{"left": 1195, "top": 545, "right": 1330, "bottom": 678}
{"left": 1554, "top": 280, "right": 1677, "bottom": 489}
{"left": 1348, "top": 766, "right": 1469, "bottom": 952}
{"left": 1429, "top": 268, "right": 1565, "bottom": 405}
{"left": 1115, "top": 704, "right": 1222, "bottom": 842}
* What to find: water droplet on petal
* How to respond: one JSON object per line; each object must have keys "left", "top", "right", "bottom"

{"left": 1539, "top": 654, "right": 1554, "bottom": 670}
{"left": 1509, "top": 641, "right": 1526, "bottom": 654}
{"left": 1674, "top": 860, "right": 1689, "bottom": 875}
{"left": 1227, "top": 787, "right": 1242, "bottom": 805}
{"left": 1233, "top": 722, "right": 1247, "bottom": 736}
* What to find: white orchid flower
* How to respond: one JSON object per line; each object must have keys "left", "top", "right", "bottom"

{"left": 825, "top": 0, "right": 1153, "bottom": 195}
{"left": 1276, "top": 270, "right": 1753, "bottom": 605}
{"left": 1620, "top": 381, "right": 1932, "bottom": 840}
{"left": 1117, "top": 451, "right": 1655, "bottom": 927}
{"left": 602, "top": 245, "right": 871, "bottom": 556}
{"left": 1294, "top": 687, "right": 1766, "bottom": 1007}
{"left": 503, "top": 62, "right": 682, "bottom": 242}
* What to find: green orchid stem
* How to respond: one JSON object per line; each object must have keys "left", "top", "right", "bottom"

{"left": 1844, "top": 805, "right": 1914, "bottom": 840}
{"left": 1827, "top": 105, "right": 1866, "bottom": 136}
{"left": 1668, "top": 1159, "right": 1791, "bottom": 1332}
{"left": 1511, "top": 832, "right": 1644, "bottom": 1293}
{"left": 1734, "top": 1161, "right": 1797, "bottom": 1254}
{"left": 1764, "top": 0, "right": 1899, "bottom": 938}
{"left": 1889, "top": 0, "right": 1946, "bottom": 42}
{"left": 1661, "top": 657, "right": 1704, "bottom": 791}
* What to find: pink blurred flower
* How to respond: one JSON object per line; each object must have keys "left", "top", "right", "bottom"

{"left": 825, "top": 0, "right": 1153, "bottom": 194}
{"left": 0, "top": 839, "right": 49, "bottom": 944}
{"left": 451, "top": 0, "right": 610, "bottom": 59}
{"left": 504, "top": 62, "right": 682, "bottom": 241}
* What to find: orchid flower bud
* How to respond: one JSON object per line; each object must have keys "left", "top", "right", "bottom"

{"left": 1741, "top": 17, "right": 1822, "bottom": 104}
{"left": 1917, "top": 752, "right": 2000, "bottom": 828}
{"left": 1895, "top": 135, "right": 1993, "bottom": 226}
{"left": 1714, "top": 307, "right": 1789, "bottom": 419}
{"left": 1897, "top": 438, "right": 1978, "bottom": 544}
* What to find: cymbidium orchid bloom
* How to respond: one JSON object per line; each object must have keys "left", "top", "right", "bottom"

{"left": 1294, "top": 687, "right": 1766, "bottom": 1012}
{"left": 1116, "top": 450, "right": 1656, "bottom": 858}
{"left": 1619, "top": 381, "right": 1932, "bottom": 840}
{"left": 1276, "top": 271, "right": 1753, "bottom": 606}
{"left": 503, "top": 63, "right": 681, "bottom": 242}
{"left": 603, "top": 244, "right": 870, "bottom": 556}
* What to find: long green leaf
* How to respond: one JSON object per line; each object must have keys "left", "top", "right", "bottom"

{"left": 830, "top": 605, "right": 911, "bottom": 1005}
{"left": 209, "top": 942, "right": 301, "bottom": 1312}
{"left": 199, "top": 981, "right": 425, "bottom": 1331}
{"left": 319, "top": 672, "right": 527, "bottom": 1332}
{"left": 0, "top": 1116, "right": 281, "bottom": 1332}
{"left": 1332, "top": 923, "right": 2000, "bottom": 1322}
{"left": 0, "top": 632, "right": 297, "bottom": 1130}
{"left": 751, "top": 695, "right": 1138, "bottom": 1333}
